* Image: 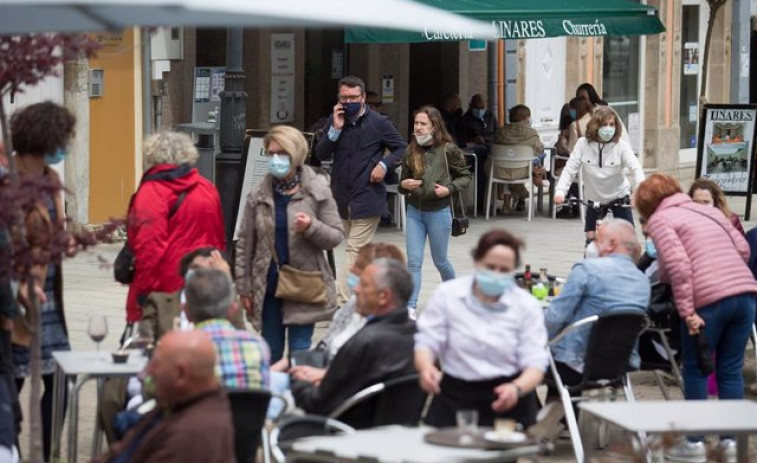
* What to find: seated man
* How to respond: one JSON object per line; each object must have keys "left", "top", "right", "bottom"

{"left": 291, "top": 258, "right": 415, "bottom": 424}
{"left": 544, "top": 219, "right": 650, "bottom": 398}
{"left": 460, "top": 94, "right": 498, "bottom": 211}
{"left": 440, "top": 93, "right": 463, "bottom": 147}
{"left": 97, "top": 331, "right": 235, "bottom": 463}
{"left": 99, "top": 250, "right": 252, "bottom": 445}
{"left": 491, "top": 104, "right": 545, "bottom": 212}
{"left": 184, "top": 268, "right": 270, "bottom": 390}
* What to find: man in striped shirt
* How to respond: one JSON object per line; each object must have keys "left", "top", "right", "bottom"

{"left": 184, "top": 268, "right": 270, "bottom": 390}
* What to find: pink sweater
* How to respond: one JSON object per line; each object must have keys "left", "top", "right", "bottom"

{"left": 646, "top": 193, "right": 757, "bottom": 318}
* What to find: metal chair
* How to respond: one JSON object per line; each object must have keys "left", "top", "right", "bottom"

{"left": 486, "top": 144, "right": 534, "bottom": 221}
{"left": 227, "top": 389, "right": 272, "bottom": 463}
{"left": 269, "top": 414, "right": 355, "bottom": 463}
{"left": 327, "top": 373, "right": 428, "bottom": 430}
{"left": 547, "top": 310, "right": 649, "bottom": 463}
{"left": 636, "top": 282, "right": 684, "bottom": 399}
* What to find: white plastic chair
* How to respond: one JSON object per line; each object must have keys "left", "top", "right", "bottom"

{"left": 486, "top": 144, "right": 534, "bottom": 221}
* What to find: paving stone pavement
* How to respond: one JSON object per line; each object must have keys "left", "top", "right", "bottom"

{"left": 17, "top": 198, "right": 757, "bottom": 462}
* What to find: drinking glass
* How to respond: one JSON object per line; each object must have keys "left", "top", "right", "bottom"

{"left": 456, "top": 409, "right": 479, "bottom": 434}
{"left": 87, "top": 315, "right": 108, "bottom": 351}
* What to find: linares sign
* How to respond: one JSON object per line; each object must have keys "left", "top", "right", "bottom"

{"left": 423, "top": 19, "right": 612, "bottom": 41}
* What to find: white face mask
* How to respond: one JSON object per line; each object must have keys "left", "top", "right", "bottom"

{"left": 598, "top": 126, "right": 616, "bottom": 142}
{"left": 415, "top": 133, "right": 434, "bottom": 146}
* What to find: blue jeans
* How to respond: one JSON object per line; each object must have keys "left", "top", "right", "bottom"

{"left": 261, "top": 287, "right": 314, "bottom": 363}
{"left": 680, "top": 293, "right": 756, "bottom": 442}
{"left": 406, "top": 205, "right": 455, "bottom": 308}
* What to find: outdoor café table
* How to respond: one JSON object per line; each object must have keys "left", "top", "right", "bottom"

{"left": 580, "top": 400, "right": 757, "bottom": 463}
{"left": 51, "top": 350, "right": 148, "bottom": 463}
{"left": 286, "top": 425, "right": 542, "bottom": 463}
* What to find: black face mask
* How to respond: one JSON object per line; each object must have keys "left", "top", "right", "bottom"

{"left": 454, "top": 108, "right": 463, "bottom": 117}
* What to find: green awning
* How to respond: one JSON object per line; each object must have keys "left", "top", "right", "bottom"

{"left": 345, "top": 0, "right": 666, "bottom": 43}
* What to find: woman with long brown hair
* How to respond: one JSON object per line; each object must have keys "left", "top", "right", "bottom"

{"left": 398, "top": 106, "right": 471, "bottom": 316}
{"left": 688, "top": 177, "right": 745, "bottom": 235}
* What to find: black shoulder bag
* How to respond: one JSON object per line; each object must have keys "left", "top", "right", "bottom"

{"left": 442, "top": 144, "right": 469, "bottom": 237}
{"left": 114, "top": 190, "right": 187, "bottom": 284}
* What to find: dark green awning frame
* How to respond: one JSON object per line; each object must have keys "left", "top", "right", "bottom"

{"left": 345, "top": 0, "right": 666, "bottom": 43}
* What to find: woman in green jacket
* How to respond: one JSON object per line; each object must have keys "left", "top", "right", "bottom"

{"left": 399, "top": 106, "right": 471, "bottom": 315}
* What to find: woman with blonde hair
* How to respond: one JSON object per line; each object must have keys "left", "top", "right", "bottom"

{"left": 235, "top": 125, "right": 344, "bottom": 362}
{"left": 554, "top": 106, "right": 645, "bottom": 243}
{"left": 125, "top": 131, "right": 226, "bottom": 330}
{"left": 688, "top": 177, "right": 745, "bottom": 235}
{"left": 398, "top": 106, "right": 471, "bottom": 314}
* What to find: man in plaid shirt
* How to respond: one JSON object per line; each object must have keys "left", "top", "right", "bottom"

{"left": 185, "top": 268, "right": 270, "bottom": 390}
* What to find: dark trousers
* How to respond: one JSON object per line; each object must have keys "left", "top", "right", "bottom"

{"left": 584, "top": 202, "right": 634, "bottom": 233}
{"left": 425, "top": 373, "right": 538, "bottom": 428}
{"left": 17, "top": 373, "right": 63, "bottom": 462}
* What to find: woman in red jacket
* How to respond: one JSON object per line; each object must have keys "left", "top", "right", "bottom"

{"left": 635, "top": 173, "right": 757, "bottom": 462}
{"left": 125, "top": 132, "right": 225, "bottom": 329}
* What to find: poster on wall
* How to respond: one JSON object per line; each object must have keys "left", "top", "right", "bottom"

{"left": 696, "top": 104, "right": 757, "bottom": 219}
{"left": 271, "top": 33, "right": 295, "bottom": 123}
{"left": 683, "top": 42, "right": 699, "bottom": 75}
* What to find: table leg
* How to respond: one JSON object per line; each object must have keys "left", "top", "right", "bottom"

{"left": 91, "top": 378, "right": 105, "bottom": 458}
{"left": 50, "top": 365, "right": 65, "bottom": 461}
{"left": 736, "top": 435, "right": 749, "bottom": 463}
{"left": 67, "top": 374, "right": 92, "bottom": 463}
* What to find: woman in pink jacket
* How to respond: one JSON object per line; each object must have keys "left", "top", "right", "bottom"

{"left": 635, "top": 173, "right": 757, "bottom": 462}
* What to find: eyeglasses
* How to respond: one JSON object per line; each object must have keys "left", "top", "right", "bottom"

{"left": 337, "top": 93, "right": 363, "bottom": 103}
{"left": 264, "top": 151, "right": 289, "bottom": 157}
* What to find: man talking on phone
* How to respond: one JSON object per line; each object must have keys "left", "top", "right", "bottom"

{"left": 315, "top": 76, "right": 406, "bottom": 305}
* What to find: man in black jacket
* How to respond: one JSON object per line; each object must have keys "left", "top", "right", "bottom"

{"left": 314, "top": 76, "right": 406, "bottom": 305}
{"left": 291, "top": 258, "right": 415, "bottom": 425}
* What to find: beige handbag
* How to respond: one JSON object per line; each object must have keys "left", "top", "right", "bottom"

{"left": 265, "top": 211, "right": 327, "bottom": 305}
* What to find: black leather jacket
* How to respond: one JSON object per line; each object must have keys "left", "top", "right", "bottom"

{"left": 291, "top": 307, "right": 416, "bottom": 419}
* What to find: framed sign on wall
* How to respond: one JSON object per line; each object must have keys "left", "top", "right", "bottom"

{"left": 695, "top": 104, "right": 757, "bottom": 220}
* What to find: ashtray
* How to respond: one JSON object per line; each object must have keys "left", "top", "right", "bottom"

{"left": 112, "top": 351, "right": 129, "bottom": 364}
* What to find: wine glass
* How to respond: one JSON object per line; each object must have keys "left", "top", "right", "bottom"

{"left": 87, "top": 315, "right": 108, "bottom": 351}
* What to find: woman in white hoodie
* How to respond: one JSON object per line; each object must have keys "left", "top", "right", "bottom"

{"left": 554, "top": 106, "right": 645, "bottom": 243}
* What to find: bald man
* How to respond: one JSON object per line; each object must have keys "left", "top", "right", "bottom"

{"left": 96, "top": 331, "right": 235, "bottom": 463}
{"left": 544, "top": 219, "right": 650, "bottom": 397}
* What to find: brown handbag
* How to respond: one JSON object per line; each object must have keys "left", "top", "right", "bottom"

{"left": 265, "top": 210, "right": 327, "bottom": 305}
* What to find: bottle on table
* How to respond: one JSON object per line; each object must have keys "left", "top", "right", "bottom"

{"left": 524, "top": 265, "right": 533, "bottom": 291}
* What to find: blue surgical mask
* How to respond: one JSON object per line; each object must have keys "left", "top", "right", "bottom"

{"left": 342, "top": 102, "right": 362, "bottom": 119}
{"left": 346, "top": 272, "right": 360, "bottom": 293}
{"left": 598, "top": 126, "right": 616, "bottom": 142}
{"left": 569, "top": 109, "right": 577, "bottom": 120}
{"left": 268, "top": 154, "right": 291, "bottom": 178}
{"left": 44, "top": 148, "right": 66, "bottom": 165}
{"left": 645, "top": 239, "right": 658, "bottom": 259}
{"left": 473, "top": 108, "right": 486, "bottom": 120}
{"left": 474, "top": 268, "right": 514, "bottom": 298}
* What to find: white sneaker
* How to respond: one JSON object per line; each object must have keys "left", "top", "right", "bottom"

{"left": 407, "top": 307, "right": 417, "bottom": 321}
{"left": 664, "top": 439, "right": 706, "bottom": 463}
{"left": 717, "top": 438, "right": 737, "bottom": 463}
